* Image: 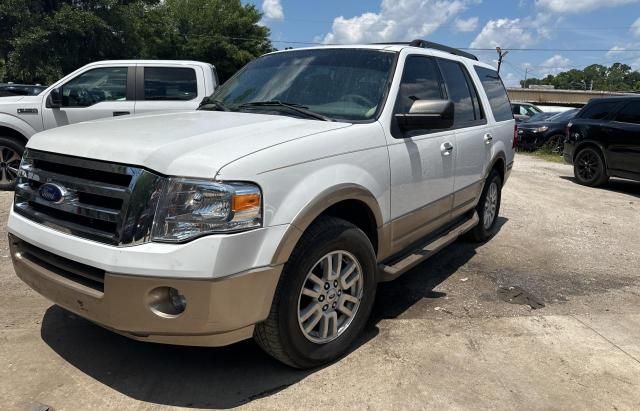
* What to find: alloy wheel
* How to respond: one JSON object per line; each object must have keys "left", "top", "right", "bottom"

{"left": 576, "top": 150, "right": 599, "bottom": 182}
{"left": 483, "top": 181, "right": 499, "bottom": 230}
{"left": 0, "top": 146, "right": 21, "bottom": 186}
{"left": 297, "top": 250, "right": 364, "bottom": 344}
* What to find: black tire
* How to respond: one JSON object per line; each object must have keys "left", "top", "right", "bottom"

{"left": 573, "top": 147, "right": 609, "bottom": 187}
{"left": 467, "top": 169, "right": 502, "bottom": 243}
{"left": 0, "top": 137, "right": 25, "bottom": 191}
{"left": 544, "top": 135, "right": 565, "bottom": 154}
{"left": 255, "top": 216, "right": 377, "bottom": 369}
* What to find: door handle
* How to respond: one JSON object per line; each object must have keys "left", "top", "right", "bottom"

{"left": 113, "top": 111, "right": 130, "bottom": 117}
{"left": 441, "top": 142, "right": 454, "bottom": 156}
{"left": 484, "top": 133, "right": 494, "bottom": 144}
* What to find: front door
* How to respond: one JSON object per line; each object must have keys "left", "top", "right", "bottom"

{"left": 385, "top": 55, "right": 456, "bottom": 254}
{"left": 42, "top": 66, "right": 135, "bottom": 130}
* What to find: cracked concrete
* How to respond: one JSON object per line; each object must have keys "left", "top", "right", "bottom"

{"left": 1, "top": 154, "right": 639, "bottom": 410}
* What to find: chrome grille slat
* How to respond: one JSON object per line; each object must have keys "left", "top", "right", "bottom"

{"left": 14, "top": 149, "right": 165, "bottom": 247}
{"left": 15, "top": 203, "right": 118, "bottom": 243}
{"left": 21, "top": 168, "right": 130, "bottom": 199}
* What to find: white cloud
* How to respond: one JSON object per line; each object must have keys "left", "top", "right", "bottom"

{"left": 321, "top": 0, "right": 470, "bottom": 44}
{"left": 539, "top": 54, "right": 571, "bottom": 75}
{"left": 632, "top": 17, "right": 640, "bottom": 37}
{"left": 454, "top": 17, "right": 479, "bottom": 32}
{"left": 262, "top": 0, "right": 284, "bottom": 21}
{"left": 607, "top": 46, "right": 627, "bottom": 59}
{"left": 470, "top": 18, "right": 535, "bottom": 49}
{"left": 536, "top": 0, "right": 639, "bottom": 13}
{"left": 470, "top": 13, "right": 555, "bottom": 50}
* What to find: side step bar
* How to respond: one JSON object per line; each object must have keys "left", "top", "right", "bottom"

{"left": 378, "top": 212, "right": 479, "bottom": 282}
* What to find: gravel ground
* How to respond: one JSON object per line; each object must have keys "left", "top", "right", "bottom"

{"left": 1, "top": 153, "right": 639, "bottom": 410}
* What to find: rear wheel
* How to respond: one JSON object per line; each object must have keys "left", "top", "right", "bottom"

{"left": 467, "top": 169, "right": 502, "bottom": 243}
{"left": 255, "top": 217, "right": 376, "bottom": 368}
{"left": 573, "top": 147, "right": 609, "bottom": 187}
{"left": 0, "top": 137, "right": 24, "bottom": 191}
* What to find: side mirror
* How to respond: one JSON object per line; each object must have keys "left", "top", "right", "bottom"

{"left": 395, "top": 100, "right": 454, "bottom": 132}
{"left": 46, "top": 87, "right": 62, "bottom": 108}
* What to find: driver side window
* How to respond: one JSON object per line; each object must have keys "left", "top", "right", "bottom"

{"left": 62, "top": 67, "right": 128, "bottom": 108}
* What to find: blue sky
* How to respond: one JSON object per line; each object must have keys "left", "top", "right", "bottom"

{"left": 247, "top": 0, "right": 640, "bottom": 86}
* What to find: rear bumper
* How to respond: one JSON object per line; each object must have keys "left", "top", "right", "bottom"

{"left": 10, "top": 234, "right": 282, "bottom": 346}
{"left": 563, "top": 141, "right": 576, "bottom": 165}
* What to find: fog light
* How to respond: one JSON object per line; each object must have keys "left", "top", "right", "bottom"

{"left": 147, "top": 287, "right": 187, "bottom": 317}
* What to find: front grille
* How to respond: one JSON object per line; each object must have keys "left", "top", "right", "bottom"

{"left": 12, "top": 235, "right": 106, "bottom": 292}
{"left": 14, "top": 150, "right": 165, "bottom": 246}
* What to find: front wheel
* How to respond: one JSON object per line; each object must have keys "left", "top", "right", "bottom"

{"left": 0, "top": 137, "right": 24, "bottom": 191}
{"left": 467, "top": 169, "right": 502, "bottom": 243}
{"left": 255, "top": 217, "right": 377, "bottom": 368}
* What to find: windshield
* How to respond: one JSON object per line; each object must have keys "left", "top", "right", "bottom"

{"left": 547, "top": 109, "right": 578, "bottom": 122}
{"left": 207, "top": 49, "right": 397, "bottom": 121}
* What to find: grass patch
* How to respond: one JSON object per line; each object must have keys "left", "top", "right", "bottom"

{"left": 528, "top": 150, "right": 565, "bottom": 163}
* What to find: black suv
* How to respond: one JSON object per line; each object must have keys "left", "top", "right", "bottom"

{"left": 564, "top": 97, "right": 640, "bottom": 187}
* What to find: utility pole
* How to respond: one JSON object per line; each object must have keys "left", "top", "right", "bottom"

{"left": 496, "top": 47, "right": 509, "bottom": 74}
{"left": 524, "top": 67, "right": 529, "bottom": 88}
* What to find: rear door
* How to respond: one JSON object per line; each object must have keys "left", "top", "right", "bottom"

{"left": 134, "top": 65, "right": 204, "bottom": 114}
{"left": 42, "top": 66, "right": 135, "bottom": 129}
{"left": 436, "top": 57, "right": 489, "bottom": 217}
{"left": 610, "top": 101, "right": 640, "bottom": 175}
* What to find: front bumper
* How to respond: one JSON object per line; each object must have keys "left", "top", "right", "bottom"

{"left": 10, "top": 234, "right": 283, "bottom": 346}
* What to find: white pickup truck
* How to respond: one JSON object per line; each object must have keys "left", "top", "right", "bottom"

{"left": 9, "top": 41, "right": 515, "bottom": 368}
{"left": 0, "top": 60, "right": 218, "bottom": 189}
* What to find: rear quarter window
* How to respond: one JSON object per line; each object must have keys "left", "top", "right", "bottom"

{"left": 474, "top": 66, "right": 513, "bottom": 122}
{"left": 579, "top": 101, "right": 620, "bottom": 120}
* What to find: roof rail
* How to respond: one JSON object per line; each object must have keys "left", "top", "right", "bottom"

{"left": 408, "top": 39, "right": 478, "bottom": 61}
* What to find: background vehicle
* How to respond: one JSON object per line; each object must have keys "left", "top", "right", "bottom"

{"left": 0, "top": 84, "right": 47, "bottom": 97}
{"left": 9, "top": 40, "right": 515, "bottom": 368}
{"left": 525, "top": 112, "right": 559, "bottom": 122}
{"left": 564, "top": 97, "right": 640, "bottom": 186}
{"left": 517, "top": 109, "right": 579, "bottom": 152}
{"left": 512, "top": 101, "right": 543, "bottom": 123}
{"left": 0, "top": 60, "right": 218, "bottom": 190}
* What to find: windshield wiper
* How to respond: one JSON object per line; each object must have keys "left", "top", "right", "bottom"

{"left": 238, "top": 100, "right": 332, "bottom": 121}
{"left": 197, "top": 97, "right": 230, "bottom": 112}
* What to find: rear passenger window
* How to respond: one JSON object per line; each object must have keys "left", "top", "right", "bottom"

{"left": 438, "top": 59, "right": 483, "bottom": 125}
{"left": 474, "top": 66, "right": 512, "bottom": 122}
{"left": 395, "top": 55, "right": 444, "bottom": 114}
{"left": 579, "top": 102, "right": 618, "bottom": 120}
{"left": 144, "top": 67, "right": 198, "bottom": 101}
{"left": 614, "top": 102, "right": 640, "bottom": 124}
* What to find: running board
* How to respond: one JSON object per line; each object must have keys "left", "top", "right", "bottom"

{"left": 378, "top": 211, "right": 479, "bottom": 282}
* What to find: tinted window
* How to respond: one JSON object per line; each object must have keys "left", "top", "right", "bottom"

{"left": 211, "top": 49, "right": 396, "bottom": 121}
{"left": 62, "top": 67, "right": 128, "bottom": 107}
{"left": 395, "top": 56, "right": 443, "bottom": 114}
{"left": 614, "top": 101, "right": 640, "bottom": 124}
{"left": 144, "top": 67, "right": 197, "bottom": 101}
{"left": 438, "top": 59, "right": 479, "bottom": 124}
{"left": 579, "top": 101, "right": 618, "bottom": 120}
{"left": 474, "top": 66, "right": 513, "bottom": 122}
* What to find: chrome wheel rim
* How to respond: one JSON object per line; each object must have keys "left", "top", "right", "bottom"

{"left": 576, "top": 151, "right": 599, "bottom": 181}
{"left": 297, "top": 250, "right": 364, "bottom": 344}
{"left": 483, "top": 181, "right": 498, "bottom": 230}
{"left": 0, "top": 146, "right": 21, "bottom": 186}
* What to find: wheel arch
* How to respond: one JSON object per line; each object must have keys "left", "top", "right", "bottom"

{"left": 271, "top": 184, "right": 384, "bottom": 266}
{"left": 0, "top": 124, "right": 30, "bottom": 146}
{"left": 573, "top": 141, "right": 608, "bottom": 167}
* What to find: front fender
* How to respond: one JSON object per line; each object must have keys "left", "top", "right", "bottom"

{"left": 0, "top": 113, "right": 37, "bottom": 140}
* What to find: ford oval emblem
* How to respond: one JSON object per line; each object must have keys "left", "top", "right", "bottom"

{"left": 39, "top": 183, "right": 66, "bottom": 204}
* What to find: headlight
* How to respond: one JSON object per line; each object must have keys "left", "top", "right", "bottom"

{"left": 151, "top": 178, "right": 262, "bottom": 242}
{"left": 533, "top": 126, "right": 549, "bottom": 133}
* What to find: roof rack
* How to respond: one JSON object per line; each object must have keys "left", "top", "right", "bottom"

{"left": 373, "top": 39, "right": 478, "bottom": 61}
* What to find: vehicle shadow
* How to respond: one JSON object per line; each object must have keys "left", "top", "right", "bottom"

{"left": 560, "top": 176, "right": 640, "bottom": 198}
{"left": 40, "top": 217, "right": 508, "bottom": 409}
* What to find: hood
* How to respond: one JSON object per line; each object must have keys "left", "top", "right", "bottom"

{"left": 27, "top": 111, "right": 351, "bottom": 178}
{"left": 0, "top": 96, "right": 26, "bottom": 102}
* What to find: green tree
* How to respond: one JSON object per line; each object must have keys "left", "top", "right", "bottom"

{"left": 521, "top": 62, "right": 640, "bottom": 92}
{"left": 1, "top": 0, "right": 272, "bottom": 84}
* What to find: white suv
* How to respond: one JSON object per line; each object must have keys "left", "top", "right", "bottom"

{"left": 8, "top": 41, "right": 515, "bottom": 368}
